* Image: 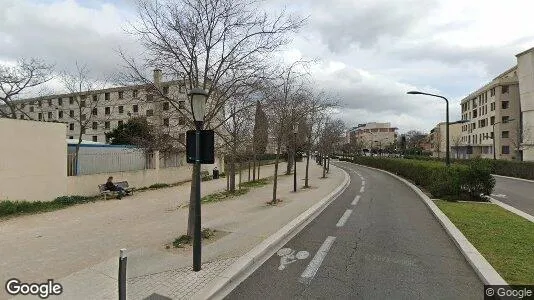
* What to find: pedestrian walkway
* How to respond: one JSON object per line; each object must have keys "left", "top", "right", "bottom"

{"left": 5, "top": 161, "right": 344, "bottom": 300}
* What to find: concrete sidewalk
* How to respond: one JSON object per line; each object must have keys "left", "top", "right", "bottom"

{"left": 5, "top": 161, "right": 344, "bottom": 300}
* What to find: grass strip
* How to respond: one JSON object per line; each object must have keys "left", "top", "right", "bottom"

{"left": 435, "top": 200, "right": 534, "bottom": 284}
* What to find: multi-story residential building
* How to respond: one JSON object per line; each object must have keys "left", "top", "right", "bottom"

{"left": 516, "top": 47, "right": 534, "bottom": 161}
{"left": 0, "top": 70, "right": 190, "bottom": 144}
{"left": 429, "top": 121, "right": 463, "bottom": 159}
{"left": 458, "top": 67, "right": 521, "bottom": 160}
{"left": 349, "top": 122, "right": 398, "bottom": 151}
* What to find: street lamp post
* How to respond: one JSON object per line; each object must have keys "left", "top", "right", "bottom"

{"left": 492, "top": 118, "right": 515, "bottom": 160}
{"left": 293, "top": 124, "right": 298, "bottom": 192}
{"left": 189, "top": 88, "right": 208, "bottom": 272}
{"left": 407, "top": 91, "right": 450, "bottom": 166}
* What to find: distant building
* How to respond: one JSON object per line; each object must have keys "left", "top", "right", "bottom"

{"left": 429, "top": 121, "right": 464, "bottom": 159}
{"left": 349, "top": 122, "right": 398, "bottom": 151}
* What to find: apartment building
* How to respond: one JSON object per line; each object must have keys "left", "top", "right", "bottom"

{"left": 349, "top": 122, "right": 398, "bottom": 150}
{"left": 458, "top": 67, "right": 521, "bottom": 160}
{"left": 429, "top": 121, "right": 463, "bottom": 159}
{"left": 0, "top": 70, "right": 191, "bottom": 144}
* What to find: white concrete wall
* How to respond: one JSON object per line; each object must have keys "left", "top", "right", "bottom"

{"left": 517, "top": 50, "right": 534, "bottom": 161}
{"left": 0, "top": 119, "right": 67, "bottom": 201}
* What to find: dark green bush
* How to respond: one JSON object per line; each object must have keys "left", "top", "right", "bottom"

{"left": 149, "top": 183, "right": 170, "bottom": 189}
{"left": 346, "top": 156, "right": 494, "bottom": 201}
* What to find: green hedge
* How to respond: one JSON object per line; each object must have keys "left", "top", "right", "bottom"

{"left": 404, "top": 155, "right": 534, "bottom": 180}
{"left": 341, "top": 157, "right": 495, "bottom": 201}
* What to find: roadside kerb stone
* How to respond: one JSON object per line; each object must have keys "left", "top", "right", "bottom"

{"left": 488, "top": 196, "right": 534, "bottom": 223}
{"left": 194, "top": 165, "right": 351, "bottom": 300}
{"left": 346, "top": 162, "right": 508, "bottom": 286}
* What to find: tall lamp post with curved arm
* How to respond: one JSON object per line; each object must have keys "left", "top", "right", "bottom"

{"left": 407, "top": 91, "right": 450, "bottom": 166}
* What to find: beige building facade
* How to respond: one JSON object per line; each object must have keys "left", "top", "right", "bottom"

{"left": 349, "top": 122, "right": 398, "bottom": 151}
{"left": 0, "top": 70, "right": 190, "bottom": 144}
{"left": 429, "top": 121, "right": 463, "bottom": 159}
{"left": 458, "top": 67, "right": 521, "bottom": 160}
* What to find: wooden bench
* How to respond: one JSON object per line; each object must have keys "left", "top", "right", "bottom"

{"left": 98, "top": 181, "right": 135, "bottom": 200}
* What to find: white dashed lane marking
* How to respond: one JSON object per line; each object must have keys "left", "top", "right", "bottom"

{"left": 299, "top": 236, "right": 337, "bottom": 285}
{"left": 336, "top": 209, "right": 353, "bottom": 227}
{"left": 352, "top": 195, "right": 360, "bottom": 206}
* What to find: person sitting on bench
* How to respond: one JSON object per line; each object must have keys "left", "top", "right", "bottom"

{"left": 104, "top": 176, "right": 129, "bottom": 199}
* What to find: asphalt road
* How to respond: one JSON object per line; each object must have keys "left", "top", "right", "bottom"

{"left": 493, "top": 176, "right": 534, "bottom": 216}
{"left": 225, "top": 161, "right": 482, "bottom": 299}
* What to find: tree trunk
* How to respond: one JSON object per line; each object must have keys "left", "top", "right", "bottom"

{"left": 248, "top": 159, "right": 251, "bottom": 182}
{"left": 272, "top": 139, "right": 282, "bottom": 203}
{"left": 252, "top": 153, "right": 257, "bottom": 181}
{"left": 239, "top": 162, "right": 242, "bottom": 190}
{"left": 322, "top": 156, "right": 327, "bottom": 178}
{"left": 258, "top": 160, "right": 261, "bottom": 179}
{"left": 327, "top": 156, "right": 330, "bottom": 173}
{"left": 187, "top": 165, "right": 198, "bottom": 237}
{"left": 229, "top": 154, "right": 236, "bottom": 192}
{"left": 304, "top": 150, "right": 310, "bottom": 188}
{"left": 285, "top": 150, "right": 292, "bottom": 175}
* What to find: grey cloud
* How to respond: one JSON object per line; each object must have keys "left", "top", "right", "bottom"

{"left": 306, "top": 0, "right": 439, "bottom": 53}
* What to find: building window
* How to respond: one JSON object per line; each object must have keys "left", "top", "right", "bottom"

{"left": 92, "top": 136, "right": 98, "bottom": 142}
{"left": 163, "top": 118, "right": 169, "bottom": 127}
{"left": 179, "top": 133, "right": 186, "bottom": 143}
{"left": 48, "top": 99, "right": 52, "bottom": 106}
{"left": 502, "top": 101, "right": 509, "bottom": 109}
{"left": 58, "top": 98, "right": 63, "bottom": 106}
{"left": 163, "top": 86, "right": 169, "bottom": 95}
{"left": 105, "top": 121, "right": 110, "bottom": 129}
{"left": 502, "top": 116, "right": 510, "bottom": 123}
{"left": 502, "top": 145, "right": 510, "bottom": 154}
{"left": 92, "top": 122, "right": 98, "bottom": 130}
{"left": 163, "top": 102, "right": 169, "bottom": 110}
{"left": 178, "top": 101, "right": 185, "bottom": 109}
{"left": 146, "top": 109, "right": 154, "bottom": 116}
{"left": 105, "top": 92, "right": 110, "bottom": 100}
{"left": 105, "top": 107, "right": 110, "bottom": 115}
{"left": 118, "top": 106, "right": 124, "bottom": 113}
{"left": 490, "top": 88, "right": 495, "bottom": 96}
{"left": 92, "top": 108, "right": 98, "bottom": 115}
{"left": 38, "top": 100, "right": 42, "bottom": 107}
{"left": 146, "top": 93, "right": 153, "bottom": 101}
{"left": 80, "top": 100, "right": 86, "bottom": 107}
{"left": 133, "top": 90, "right": 138, "bottom": 98}
{"left": 69, "top": 97, "right": 74, "bottom": 104}
{"left": 118, "top": 120, "right": 123, "bottom": 127}
{"left": 118, "top": 91, "right": 124, "bottom": 99}
{"left": 81, "top": 114, "right": 86, "bottom": 121}
{"left": 491, "top": 103, "right": 495, "bottom": 111}
{"left": 59, "top": 111, "right": 64, "bottom": 119}
{"left": 69, "top": 123, "right": 74, "bottom": 131}
{"left": 38, "top": 113, "right": 43, "bottom": 121}
{"left": 29, "top": 106, "right": 34, "bottom": 112}
{"left": 178, "top": 117, "right": 185, "bottom": 125}
{"left": 502, "top": 85, "right": 509, "bottom": 94}
{"left": 48, "top": 112, "right": 53, "bottom": 119}
{"left": 20, "top": 115, "right": 24, "bottom": 120}
{"left": 502, "top": 131, "right": 509, "bottom": 138}
{"left": 133, "top": 105, "right": 138, "bottom": 113}
{"left": 92, "top": 94, "right": 98, "bottom": 102}
{"left": 490, "top": 132, "right": 494, "bottom": 139}
{"left": 20, "top": 103, "right": 25, "bottom": 109}
{"left": 70, "top": 110, "right": 75, "bottom": 118}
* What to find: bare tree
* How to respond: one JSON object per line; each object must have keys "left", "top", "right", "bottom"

{"left": 451, "top": 134, "right": 463, "bottom": 159}
{"left": 0, "top": 59, "right": 54, "bottom": 119}
{"left": 121, "top": 0, "right": 305, "bottom": 236}
{"left": 317, "top": 119, "right": 345, "bottom": 177}
{"left": 252, "top": 100, "right": 268, "bottom": 181}
{"left": 60, "top": 62, "right": 111, "bottom": 173}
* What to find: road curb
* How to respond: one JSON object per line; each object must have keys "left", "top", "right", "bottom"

{"left": 492, "top": 174, "right": 534, "bottom": 183}
{"left": 194, "top": 165, "right": 351, "bottom": 300}
{"left": 488, "top": 196, "right": 534, "bottom": 223}
{"left": 348, "top": 162, "right": 508, "bottom": 286}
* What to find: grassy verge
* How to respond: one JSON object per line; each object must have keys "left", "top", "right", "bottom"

{"left": 0, "top": 196, "right": 99, "bottom": 219}
{"left": 200, "top": 177, "right": 273, "bottom": 204}
{"left": 435, "top": 200, "right": 534, "bottom": 284}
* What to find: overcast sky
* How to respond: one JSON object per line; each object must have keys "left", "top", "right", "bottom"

{"left": 1, "top": 0, "right": 533, "bottom": 133}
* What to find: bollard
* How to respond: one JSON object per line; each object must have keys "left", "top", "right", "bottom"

{"left": 118, "top": 248, "right": 127, "bottom": 300}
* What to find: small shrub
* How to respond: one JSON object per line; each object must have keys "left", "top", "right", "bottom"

{"left": 173, "top": 235, "right": 192, "bottom": 248}
{"left": 149, "top": 183, "right": 170, "bottom": 189}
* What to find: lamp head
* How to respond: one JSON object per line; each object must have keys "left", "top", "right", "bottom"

{"left": 188, "top": 88, "right": 208, "bottom": 122}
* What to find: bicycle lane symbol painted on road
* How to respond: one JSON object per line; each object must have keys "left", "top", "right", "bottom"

{"left": 277, "top": 248, "right": 310, "bottom": 270}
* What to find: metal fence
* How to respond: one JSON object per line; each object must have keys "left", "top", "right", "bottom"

{"left": 68, "top": 151, "right": 156, "bottom": 176}
{"left": 159, "top": 152, "right": 186, "bottom": 168}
